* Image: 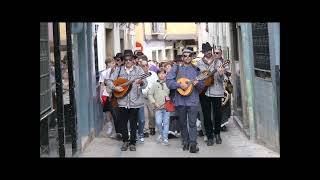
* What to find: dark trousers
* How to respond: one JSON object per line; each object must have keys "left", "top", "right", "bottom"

{"left": 176, "top": 106, "right": 199, "bottom": 146}
{"left": 112, "top": 107, "right": 121, "bottom": 134}
{"left": 200, "top": 96, "right": 222, "bottom": 139}
{"left": 118, "top": 107, "right": 139, "bottom": 145}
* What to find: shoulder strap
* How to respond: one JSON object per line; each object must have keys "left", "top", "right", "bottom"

{"left": 117, "top": 66, "right": 122, "bottom": 78}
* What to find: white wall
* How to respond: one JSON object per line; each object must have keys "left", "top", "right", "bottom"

{"left": 113, "top": 23, "right": 121, "bottom": 55}
{"left": 143, "top": 40, "right": 166, "bottom": 61}
{"left": 94, "top": 23, "right": 107, "bottom": 72}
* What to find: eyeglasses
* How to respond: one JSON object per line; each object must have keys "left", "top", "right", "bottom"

{"left": 116, "top": 58, "right": 123, "bottom": 61}
{"left": 124, "top": 58, "right": 133, "bottom": 61}
{"left": 183, "top": 54, "right": 193, "bottom": 58}
{"left": 214, "top": 52, "right": 221, "bottom": 55}
{"left": 205, "top": 53, "right": 213, "bottom": 57}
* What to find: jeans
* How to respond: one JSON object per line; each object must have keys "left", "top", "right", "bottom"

{"left": 137, "top": 107, "right": 145, "bottom": 137}
{"left": 176, "top": 106, "right": 199, "bottom": 146}
{"left": 155, "top": 109, "right": 170, "bottom": 141}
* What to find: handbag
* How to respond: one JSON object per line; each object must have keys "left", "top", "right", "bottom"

{"left": 165, "top": 100, "right": 175, "bottom": 112}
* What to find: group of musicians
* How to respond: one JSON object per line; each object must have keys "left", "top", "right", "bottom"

{"left": 103, "top": 42, "right": 231, "bottom": 153}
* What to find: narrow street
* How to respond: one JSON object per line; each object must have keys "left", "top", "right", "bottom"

{"left": 80, "top": 117, "right": 279, "bottom": 157}
{"left": 41, "top": 22, "right": 280, "bottom": 158}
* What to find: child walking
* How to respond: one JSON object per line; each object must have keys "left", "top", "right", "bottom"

{"left": 148, "top": 68, "right": 170, "bottom": 145}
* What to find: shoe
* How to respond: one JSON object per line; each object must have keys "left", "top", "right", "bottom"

{"left": 156, "top": 135, "right": 162, "bottom": 143}
{"left": 162, "top": 139, "right": 169, "bottom": 146}
{"left": 198, "top": 130, "right": 204, "bottom": 137}
{"left": 183, "top": 144, "right": 189, "bottom": 151}
{"left": 221, "top": 126, "right": 227, "bottom": 132}
{"left": 215, "top": 134, "right": 222, "bottom": 144}
{"left": 150, "top": 128, "right": 155, "bottom": 135}
{"left": 204, "top": 136, "right": 208, "bottom": 142}
{"left": 189, "top": 145, "right": 199, "bottom": 153}
{"left": 143, "top": 132, "right": 149, "bottom": 138}
{"left": 176, "top": 132, "right": 181, "bottom": 137}
{"left": 139, "top": 137, "right": 145, "bottom": 143}
{"left": 116, "top": 133, "right": 122, "bottom": 140}
{"left": 129, "top": 144, "right": 136, "bottom": 151}
{"left": 106, "top": 121, "right": 113, "bottom": 135}
{"left": 207, "top": 139, "right": 214, "bottom": 146}
{"left": 121, "top": 142, "right": 129, "bottom": 151}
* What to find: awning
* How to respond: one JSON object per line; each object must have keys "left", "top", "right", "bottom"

{"left": 165, "top": 34, "right": 197, "bottom": 40}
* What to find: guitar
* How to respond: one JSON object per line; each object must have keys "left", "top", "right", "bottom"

{"left": 199, "top": 59, "right": 230, "bottom": 95}
{"left": 113, "top": 72, "right": 151, "bottom": 98}
{"left": 176, "top": 72, "right": 208, "bottom": 96}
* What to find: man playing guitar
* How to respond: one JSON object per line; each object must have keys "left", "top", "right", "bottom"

{"left": 196, "top": 43, "right": 231, "bottom": 146}
{"left": 105, "top": 49, "right": 148, "bottom": 152}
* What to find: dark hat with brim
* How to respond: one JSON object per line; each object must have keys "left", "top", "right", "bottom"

{"left": 114, "top": 53, "right": 123, "bottom": 59}
{"left": 201, "top": 42, "right": 213, "bottom": 53}
{"left": 123, "top": 49, "right": 134, "bottom": 58}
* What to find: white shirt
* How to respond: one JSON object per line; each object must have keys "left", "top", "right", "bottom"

{"left": 125, "top": 65, "right": 134, "bottom": 74}
{"left": 142, "top": 70, "right": 159, "bottom": 96}
{"left": 99, "top": 68, "right": 112, "bottom": 97}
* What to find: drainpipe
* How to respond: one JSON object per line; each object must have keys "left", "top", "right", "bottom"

{"left": 66, "top": 23, "right": 78, "bottom": 156}
{"left": 240, "top": 23, "right": 256, "bottom": 141}
{"left": 53, "top": 22, "right": 65, "bottom": 157}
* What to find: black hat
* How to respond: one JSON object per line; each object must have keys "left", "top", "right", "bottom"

{"left": 133, "top": 50, "right": 144, "bottom": 58}
{"left": 201, "top": 42, "right": 213, "bottom": 53}
{"left": 114, "top": 53, "right": 123, "bottom": 59}
{"left": 123, "top": 49, "right": 134, "bottom": 58}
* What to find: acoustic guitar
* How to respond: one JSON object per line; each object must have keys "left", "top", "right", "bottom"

{"left": 113, "top": 72, "right": 151, "bottom": 98}
{"left": 199, "top": 59, "right": 230, "bottom": 95}
{"left": 176, "top": 73, "right": 208, "bottom": 96}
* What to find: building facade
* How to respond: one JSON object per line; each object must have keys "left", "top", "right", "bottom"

{"left": 135, "top": 22, "right": 197, "bottom": 62}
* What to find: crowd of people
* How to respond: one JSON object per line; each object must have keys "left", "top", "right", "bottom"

{"left": 99, "top": 42, "right": 232, "bottom": 153}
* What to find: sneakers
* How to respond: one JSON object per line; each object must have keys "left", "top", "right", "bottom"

{"left": 183, "top": 144, "right": 189, "bottom": 151}
{"left": 189, "top": 145, "right": 199, "bottom": 153}
{"left": 121, "top": 142, "right": 129, "bottom": 151}
{"left": 106, "top": 121, "right": 113, "bottom": 135}
{"left": 156, "top": 134, "right": 162, "bottom": 143}
{"left": 204, "top": 136, "right": 208, "bottom": 142}
{"left": 207, "top": 139, "right": 214, "bottom": 146}
{"left": 129, "top": 144, "right": 136, "bottom": 151}
{"left": 162, "top": 139, "right": 169, "bottom": 146}
{"left": 150, "top": 128, "right": 155, "bottom": 135}
{"left": 215, "top": 134, "right": 222, "bottom": 144}
{"left": 139, "top": 137, "right": 145, "bottom": 143}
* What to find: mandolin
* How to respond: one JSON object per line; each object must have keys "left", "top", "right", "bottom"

{"left": 176, "top": 73, "right": 208, "bottom": 96}
{"left": 113, "top": 72, "right": 151, "bottom": 98}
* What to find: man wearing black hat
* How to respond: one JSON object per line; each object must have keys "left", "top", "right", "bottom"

{"left": 196, "top": 42, "right": 231, "bottom": 146}
{"left": 114, "top": 53, "right": 124, "bottom": 67}
{"left": 106, "top": 49, "right": 148, "bottom": 151}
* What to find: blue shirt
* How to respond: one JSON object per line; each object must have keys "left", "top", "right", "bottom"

{"left": 166, "top": 64, "right": 204, "bottom": 106}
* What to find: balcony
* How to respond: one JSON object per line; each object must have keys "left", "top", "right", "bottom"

{"left": 151, "top": 23, "right": 165, "bottom": 35}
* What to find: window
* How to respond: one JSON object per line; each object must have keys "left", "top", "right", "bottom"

{"left": 158, "top": 50, "right": 162, "bottom": 61}
{"left": 252, "top": 23, "right": 271, "bottom": 80}
{"left": 152, "top": 50, "right": 157, "bottom": 61}
{"left": 152, "top": 23, "right": 164, "bottom": 34}
{"left": 165, "top": 49, "right": 170, "bottom": 60}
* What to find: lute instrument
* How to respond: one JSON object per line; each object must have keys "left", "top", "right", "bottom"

{"left": 113, "top": 72, "right": 151, "bottom": 98}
